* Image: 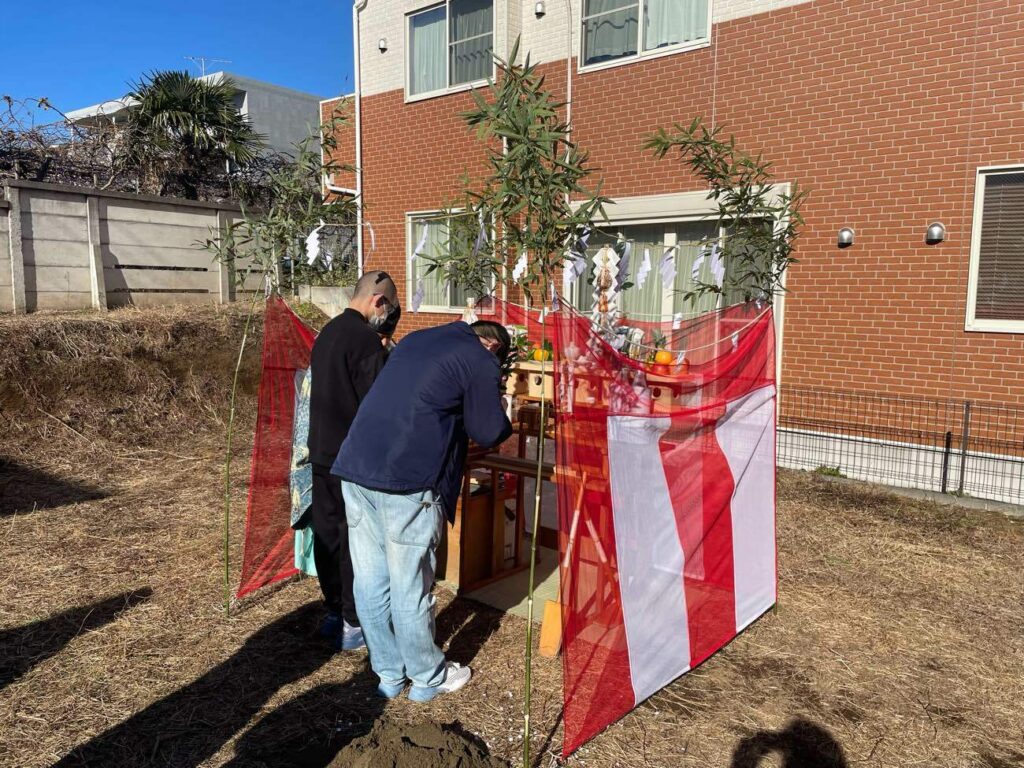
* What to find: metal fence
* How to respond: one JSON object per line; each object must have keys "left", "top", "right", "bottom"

{"left": 777, "top": 386, "right": 1024, "bottom": 507}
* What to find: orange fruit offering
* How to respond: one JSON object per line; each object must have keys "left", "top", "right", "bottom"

{"left": 654, "top": 350, "right": 673, "bottom": 365}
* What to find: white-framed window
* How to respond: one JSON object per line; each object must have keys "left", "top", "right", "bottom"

{"left": 407, "top": 211, "right": 496, "bottom": 313}
{"left": 407, "top": 0, "right": 494, "bottom": 100}
{"left": 580, "top": 0, "right": 710, "bottom": 71}
{"left": 966, "top": 167, "right": 1024, "bottom": 333}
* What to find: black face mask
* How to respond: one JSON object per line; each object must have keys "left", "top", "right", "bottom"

{"left": 374, "top": 303, "right": 401, "bottom": 337}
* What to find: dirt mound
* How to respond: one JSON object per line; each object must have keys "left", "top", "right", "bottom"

{"left": 328, "top": 721, "right": 511, "bottom": 768}
{"left": 0, "top": 304, "right": 262, "bottom": 449}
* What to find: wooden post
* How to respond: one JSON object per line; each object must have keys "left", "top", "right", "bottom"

{"left": 217, "top": 209, "right": 233, "bottom": 303}
{"left": 6, "top": 185, "right": 26, "bottom": 314}
{"left": 85, "top": 196, "right": 107, "bottom": 310}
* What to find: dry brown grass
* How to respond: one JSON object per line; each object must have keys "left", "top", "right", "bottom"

{"left": 0, "top": 304, "right": 1022, "bottom": 768}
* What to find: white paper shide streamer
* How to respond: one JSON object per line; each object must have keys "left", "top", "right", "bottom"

{"left": 659, "top": 246, "right": 677, "bottom": 285}
{"left": 691, "top": 247, "right": 707, "bottom": 282}
{"left": 615, "top": 241, "right": 632, "bottom": 291}
{"left": 471, "top": 210, "right": 486, "bottom": 257}
{"left": 636, "top": 248, "right": 652, "bottom": 289}
{"left": 512, "top": 252, "right": 528, "bottom": 282}
{"left": 305, "top": 227, "right": 321, "bottom": 266}
{"left": 710, "top": 243, "right": 725, "bottom": 287}
{"left": 413, "top": 224, "right": 430, "bottom": 263}
{"left": 411, "top": 280, "right": 426, "bottom": 312}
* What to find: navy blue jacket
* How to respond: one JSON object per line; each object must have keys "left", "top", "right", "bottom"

{"left": 332, "top": 322, "right": 512, "bottom": 521}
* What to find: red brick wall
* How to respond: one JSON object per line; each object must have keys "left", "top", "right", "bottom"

{"left": 355, "top": 0, "right": 1024, "bottom": 404}
{"left": 354, "top": 87, "right": 496, "bottom": 334}
{"left": 321, "top": 97, "right": 358, "bottom": 193}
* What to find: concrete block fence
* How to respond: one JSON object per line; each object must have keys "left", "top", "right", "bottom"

{"left": 0, "top": 180, "right": 259, "bottom": 313}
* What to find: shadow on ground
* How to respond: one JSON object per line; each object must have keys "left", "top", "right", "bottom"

{"left": 0, "top": 458, "right": 108, "bottom": 516}
{"left": 225, "top": 676, "right": 386, "bottom": 767}
{"left": 0, "top": 588, "right": 152, "bottom": 692}
{"left": 54, "top": 603, "right": 336, "bottom": 768}
{"left": 436, "top": 597, "right": 504, "bottom": 668}
{"left": 52, "top": 595, "right": 512, "bottom": 767}
{"left": 730, "top": 717, "right": 848, "bottom": 767}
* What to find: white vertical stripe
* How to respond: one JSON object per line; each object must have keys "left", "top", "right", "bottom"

{"left": 608, "top": 415, "right": 691, "bottom": 704}
{"left": 717, "top": 386, "right": 778, "bottom": 631}
{"left": 665, "top": 386, "right": 705, "bottom": 580}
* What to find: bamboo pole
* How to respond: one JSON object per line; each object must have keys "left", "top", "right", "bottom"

{"left": 523, "top": 300, "right": 549, "bottom": 768}
{"left": 222, "top": 271, "right": 264, "bottom": 617}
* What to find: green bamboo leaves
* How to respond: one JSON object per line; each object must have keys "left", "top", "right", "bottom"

{"left": 645, "top": 117, "right": 806, "bottom": 306}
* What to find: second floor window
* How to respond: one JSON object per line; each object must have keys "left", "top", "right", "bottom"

{"left": 581, "top": 0, "right": 709, "bottom": 68}
{"left": 408, "top": 0, "right": 494, "bottom": 98}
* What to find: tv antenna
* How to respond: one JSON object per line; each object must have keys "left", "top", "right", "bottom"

{"left": 185, "top": 56, "right": 232, "bottom": 77}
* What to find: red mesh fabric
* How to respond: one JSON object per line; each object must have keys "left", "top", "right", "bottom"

{"left": 236, "top": 297, "right": 316, "bottom": 599}
{"left": 551, "top": 301, "right": 778, "bottom": 755}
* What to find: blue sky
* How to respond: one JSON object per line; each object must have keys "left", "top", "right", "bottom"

{"left": 3, "top": 1, "right": 354, "bottom": 120}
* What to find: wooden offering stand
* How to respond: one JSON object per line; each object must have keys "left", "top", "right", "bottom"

{"left": 570, "top": 362, "right": 702, "bottom": 411}
{"left": 438, "top": 398, "right": 556, "bottom": 594}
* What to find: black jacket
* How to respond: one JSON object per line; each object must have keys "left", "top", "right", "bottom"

{"left": 332, "top": 322, "right": 512, "bottom": 521}
{"left": 307, "top": 308, "right": 386, "bottom": 468}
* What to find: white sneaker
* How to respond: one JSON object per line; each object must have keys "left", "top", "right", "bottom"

{"left": 408, "top": 662, "right": 472, "bottom": 702}
{"left": 336, "top": 620, "right": 366, "bottom": 651}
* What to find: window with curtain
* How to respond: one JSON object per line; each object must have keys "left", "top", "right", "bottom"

{"left": 450, "top": 0, "right": 493, "bottom": 86}
{"left": 970, "top": 170, "right": 1024, "bottom": 328}
{"left": 671, "top": 221, "right": 720, "bottom": 315}
{"left": 409, "top": 214, "right": 494, "bottom": 310}
{"left": 409, "top": 6, "right": 446, "bottom": 96}
{"left": 714, "top": 219, "right": 772, "bottom": 306}
{"left": 408, "top": 0, "right": 493, "bottom": 98}
{"left": 582, "top": 0, "right": 709, "bottom": 68}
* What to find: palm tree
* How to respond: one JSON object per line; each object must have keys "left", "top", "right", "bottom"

{"left": 121, "top": 70, "right": 265, "bottom": 198}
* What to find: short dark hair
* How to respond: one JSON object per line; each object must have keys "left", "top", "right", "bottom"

{"left": 471, "top": 320, "right": 511, "bottom": 367}
{"left": 353, "top": 270, "right": 398, "bottom": 304}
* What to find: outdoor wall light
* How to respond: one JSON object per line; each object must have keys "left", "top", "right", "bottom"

{"left": 837, "top": 227, "right": 855, "bottom": 248}
{"left": 378, "top": 38, "right": 388, "bottom": 53}
{"left": 535, "top": 1, "right": 546, "bottom": 17}
{"left": 926, "top": 222, "right": 946, "bottom": 244}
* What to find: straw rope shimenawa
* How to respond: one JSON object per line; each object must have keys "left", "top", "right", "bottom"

{"left": 0, "top": 303, "right": 1021, "bottom": 767}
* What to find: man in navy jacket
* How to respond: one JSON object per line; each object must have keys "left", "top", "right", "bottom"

{"left": 332, "top": 320, "right": 512, "bottom": 701}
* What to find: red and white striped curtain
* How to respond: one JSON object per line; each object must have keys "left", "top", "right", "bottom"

{"left": 552, "top": 301, "right": 777, "bottom": 755}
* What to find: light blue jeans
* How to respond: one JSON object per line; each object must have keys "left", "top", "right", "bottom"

{"left": 342, "top": 481, "right": 447, "bottom": 690}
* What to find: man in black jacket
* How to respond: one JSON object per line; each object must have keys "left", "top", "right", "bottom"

{"left": 308, "top": 269, "right": 399, "bottom": 651}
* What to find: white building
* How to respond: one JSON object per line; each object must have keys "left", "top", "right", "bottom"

{"left": 66, "top": 72, "right": 323, "bottom": 156}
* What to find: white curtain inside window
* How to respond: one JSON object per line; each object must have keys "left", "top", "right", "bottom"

{"left": 450, "top": 0, "right": 493, "bottom": 85}
{"left": 616, "top": 225, "right": 665, "bottom": 319}
{"left": 672, "top": 221, "right": 720, "bottom": 315}
{"left": 411, "top": 217, "right": 450, "bottom": 307}
{"left": 722, "top": 220, "right": 773, "bottom": 305}
{"left": 644, "top": 0, "right": 708, "bottom": 52}
{"left": 410, "top": 6, "right": 446, "bottom": 95}
{"left": 583, "top": 0, "right": 639, "bottom": 65}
